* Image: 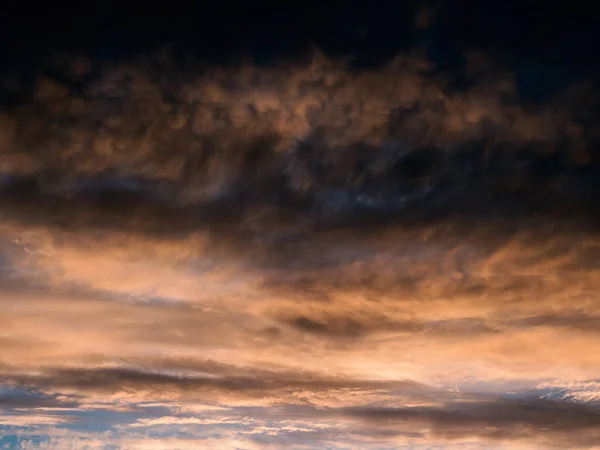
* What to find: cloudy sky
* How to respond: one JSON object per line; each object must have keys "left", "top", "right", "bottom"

{"left": 0, "top": 3, "right": 599, "bottom": 449}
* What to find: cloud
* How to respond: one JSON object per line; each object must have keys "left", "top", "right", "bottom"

{"left": 0, "top": 414, "right": 73, "bottom": 426}
{"left": 0, "top": 393, "right": 78, "bottom": 411}
{"left": 0, "top": 50, "right": 597, "bottom": 237}
{"left": 127, "top": 416, "right": 248, "bottom": 427}
{"left": 3, "top": 365, "right": 433, "bottom": 407}
{"left": 0, "top": 46, "right": 599, "bottom": 449}
{"left": 343, "top": 397, "right": 600, "bottom": 448}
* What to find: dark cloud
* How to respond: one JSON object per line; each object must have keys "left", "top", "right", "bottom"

{"left": 509, "top": 313, "right": 600, "bottom": 332}
{"left": 3, "top": 366, "right": 428, "bottom": 400}
{"left": 0, "top": 391, "right": 78, "bottom": 410}
{"left": 344, "top": 397, "right": 600, "bottom": 447}
{"left": 0, "top": 50, "right": 597, "bottom": 240}
{"left": 282, "top": 314, "right": 498, "bottom": 339}
{"left": 0, "top": 174, "right": 202, "bottom": 237}
{"left": 286, "top": 316, "right": 367, "bottom": 338}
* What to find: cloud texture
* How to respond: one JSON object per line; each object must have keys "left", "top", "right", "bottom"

{"left": 0, "top": 39, "right": 600, "bottom": 449}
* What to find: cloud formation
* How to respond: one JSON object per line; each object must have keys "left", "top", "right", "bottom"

{"left": 0, "top": 41, "right": 599, "bottom": 449}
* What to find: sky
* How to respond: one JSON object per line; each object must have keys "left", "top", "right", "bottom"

{"left": 1, "top": 3, "right": 600, "bottom": 449}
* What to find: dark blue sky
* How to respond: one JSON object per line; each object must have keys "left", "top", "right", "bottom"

{"left": 1, "top": 2, "right": 599, "bottom": 70}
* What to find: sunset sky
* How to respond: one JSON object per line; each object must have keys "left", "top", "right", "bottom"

{"left": 1, "top": 2, "right": 599, "bottom": 449}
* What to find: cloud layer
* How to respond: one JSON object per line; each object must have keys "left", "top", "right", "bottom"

{"left": 0, "top": 43, "right": 599, "bottom": 449}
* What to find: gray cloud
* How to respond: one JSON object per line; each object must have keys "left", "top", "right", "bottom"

{"left": 4, "top": 366, "right": 428, "bottom": 399}
{"left": 0, "top": 392, "right": 78, "bottom": 411}
{"left": 343, "top": 397, "right": 600, "bottom": 447}
{"left": 0, "top": 51, "right": 597, "bottom": 240}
